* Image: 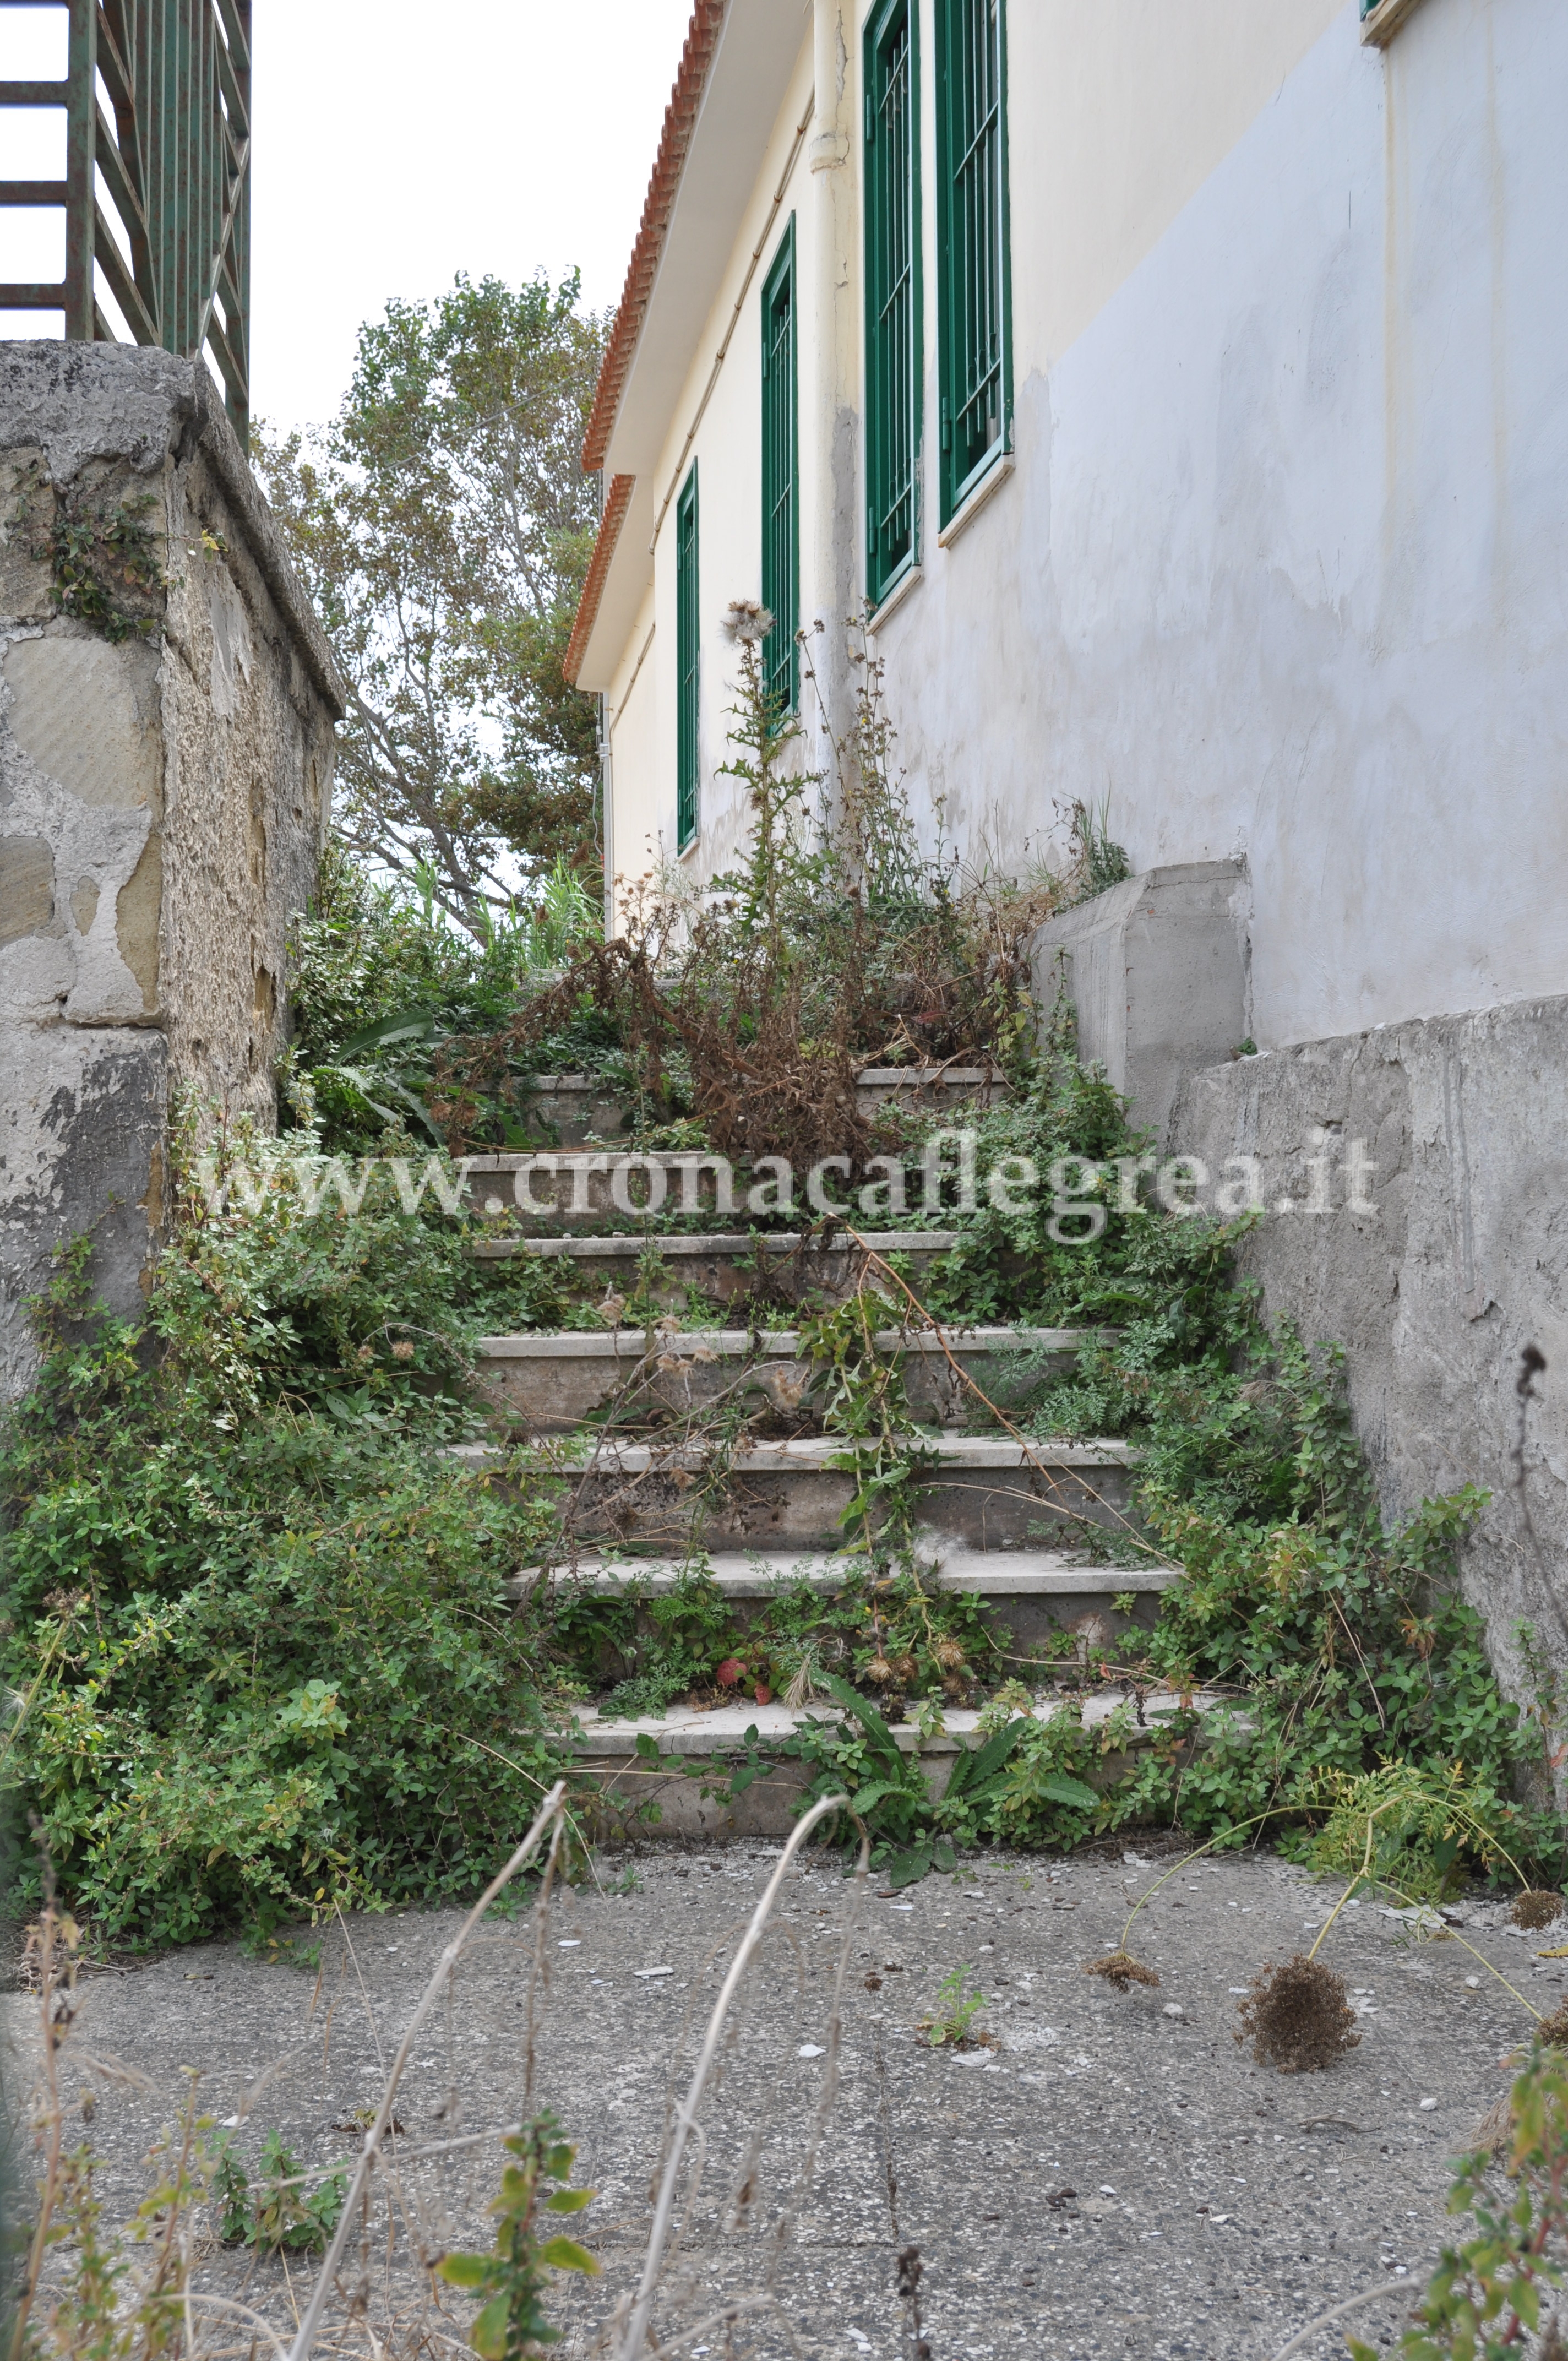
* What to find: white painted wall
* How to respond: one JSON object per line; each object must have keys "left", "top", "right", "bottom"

{"left": 874, "top": 0, "right": 1568, "bottom": 1045}
{"left": 602, "top": 0, "right": 1568, "bottom": 1048}
{"left": 604, "top": 34, "right": 821, "bottom": 890}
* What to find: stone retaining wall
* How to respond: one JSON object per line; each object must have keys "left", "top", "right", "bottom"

{"left": 1173, "top": 994, "right": 1568, "bottom": 1713}
{"left": 1, "top": 342, "right": 342, "bottom": 1399}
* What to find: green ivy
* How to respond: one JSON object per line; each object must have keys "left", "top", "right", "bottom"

{"left": 42, "top": 488, "right": 164, "bottom": 643}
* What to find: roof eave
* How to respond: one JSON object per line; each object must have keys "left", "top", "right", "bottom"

{"left": 582, "top": 0, "right": 809, "bottom": 481}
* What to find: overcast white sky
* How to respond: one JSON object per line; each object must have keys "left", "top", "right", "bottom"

{"left": 250, "top": 0, "right": 693, "bottom": 429}
{"left": 0, "top": 0, "right": 693, "bottom": 432}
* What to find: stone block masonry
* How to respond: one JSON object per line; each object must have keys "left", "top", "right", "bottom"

{"left": 1, "top": 342, "right": 344, "bottom": 1401}
{"left": 1174, "top": 994, "right": 1568, "bottom": 1720}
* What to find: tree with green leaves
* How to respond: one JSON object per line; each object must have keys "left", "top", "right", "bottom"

{"left": 258, "top": 271, "right": 607, "bottom": 935}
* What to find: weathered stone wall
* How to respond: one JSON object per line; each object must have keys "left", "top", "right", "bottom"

{"left": 1, "top": 342, "right": 342, "bottom": 1400}
{"left": 1173, "top": 995, "right": 1568, "bottom": 1713}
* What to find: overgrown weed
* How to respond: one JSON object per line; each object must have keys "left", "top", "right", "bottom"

{"left": 0, "top": 1123, "right": 573, "bottom": 1946}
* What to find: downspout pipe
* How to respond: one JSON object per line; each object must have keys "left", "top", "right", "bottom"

{"left": 598, "top": 691, "right": 614, "bottom": 937}
{"left": 809, "top": 0, "right": 856, "bottom": 812}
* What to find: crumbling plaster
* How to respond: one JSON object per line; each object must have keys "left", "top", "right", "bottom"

{"left": 0, "top": 342, "right": 343, "bottom": 1399}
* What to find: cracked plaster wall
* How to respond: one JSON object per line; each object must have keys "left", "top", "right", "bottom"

{"left": 1, "top": 342, "right": 343, "bottom": 1400}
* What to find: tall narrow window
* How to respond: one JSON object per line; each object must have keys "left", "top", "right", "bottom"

{"left": 865, "top": 0, "right": 920, "bottom": 610}
{"left": 936, "top": 0, "right": 1011, "bottom": 526}
{"left": 676, "top": 463, "right": 700, "bottom": 851}
{"left": 760, "top": 219, "right": 798, "bottom": 711}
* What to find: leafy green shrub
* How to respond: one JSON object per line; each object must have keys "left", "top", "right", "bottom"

{"left": 1, "top": 1138, "right": 571, "bottom": 1946}
{"left": 1361, "top": 2043, "right": 1568, "bottom": 2360}
{"left": 284, "top": 844, "right": 606, "bottom": 1154}
{"left": 1109, "top": 1325, "right": 1563, "bottom": 1881}
{"left": 215, "top": 2129, "right": 347, "bottom": 2253}
{"left": 918, "top": 1965, "right": 989, "bottom": 2047}
{"left": 1305, "top": 1761, "right": 1528, "bottom": 1905}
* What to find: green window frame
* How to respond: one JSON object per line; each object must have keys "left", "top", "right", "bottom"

{"left": 676, "top": 463, "right": 700, "bottom": 851}
{"left": 864, "top": 0, "right": 921, "bottom": 610}
{"left": 760, "top": 217, "right": 799, "bottom": 712}
{"left": 935, "top": 0, "right": 1011, "bottom": 526}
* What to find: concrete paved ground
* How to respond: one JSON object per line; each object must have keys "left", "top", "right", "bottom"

{"left": 7, "top": 1842, "right": 1559, "bottom": 2360}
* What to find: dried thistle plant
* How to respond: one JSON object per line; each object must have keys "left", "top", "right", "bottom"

{"left": 1083, "top": 1949, "right": 1160, "bottom": 1992}
{"left": 1234, "top": 1954, "right": 1360, "bottom": 2074}
{"left": 1538, "top": 1998, "right": 1568, "bottom": 2047}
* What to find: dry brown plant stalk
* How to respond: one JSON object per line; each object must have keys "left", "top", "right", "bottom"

{"left": 17, "top": 1786, "right": 899, "bottom": 2361}
{"left": 9, "top": 1902, "right": 290, "bottom": 2361}
{"left": 1265, "top": 2281, "right": 1415, "bottom": 2359}
{"left": 606, "top": 1791, "right": 854, "bottom": 2361}
{"left": 287, "top": 1779, "right": 569, "bottom": 2361}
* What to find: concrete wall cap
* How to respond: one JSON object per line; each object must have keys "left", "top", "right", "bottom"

{"left": 1027, "top": 860, "right": 1246, "bottom": 954}
{"left": 0, "top": 341, "right": 344, "bottom": 717}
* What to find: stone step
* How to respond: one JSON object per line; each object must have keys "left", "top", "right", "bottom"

{"left": 475, "top": 1325, "right": 1097, "bottom": 1434}
{"left": 467, "top": 1150, "right": 774, "bottom": 1226}
{"left": 509, "top": 1075, "right": 634, "bottom": 1146}
{"left": 472, "top": 1228, "right": 965, "bottom": 1307}
{"left": 575, "top": 1683, "right": 1204, "bottom": 1758}
{"left": 519, "top": 1543, "right": 1174, "bottom": 1652}
{"left": 460, "top": 1432, "right": 1140, "bottom": 1552}
{"left": 465, "top": 1150, "right": 982, "bottom": 1229}
{"left": 492, "top": 1065, "right": 1009, "bottom": 1148}
{"left": 568, "top": 1684, "right": 1216, "bottom": 1840}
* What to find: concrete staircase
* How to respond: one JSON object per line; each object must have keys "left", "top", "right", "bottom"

{"left": 463, "top": 1067, "right": 1184, "bottom": 1836}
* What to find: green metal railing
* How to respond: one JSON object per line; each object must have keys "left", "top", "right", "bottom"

{"left": 0, "top": 0, "right": 251, "bottom": 442}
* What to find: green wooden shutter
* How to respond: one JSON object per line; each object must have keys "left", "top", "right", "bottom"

{"left": 865, "top": 0, "right": 921, "bottom": 610}
{"left": 760, "top": 219, "right": 799, "bottom": 712}
{"left": 937, "top": 0, "right": 1011, "bottom": 526}
{"left": 676, "top": 464, "right": 700, "bottom": 851}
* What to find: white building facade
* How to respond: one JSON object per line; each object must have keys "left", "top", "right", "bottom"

{"left": 568, "top": 0, "right": 1568, "bottom": 1058}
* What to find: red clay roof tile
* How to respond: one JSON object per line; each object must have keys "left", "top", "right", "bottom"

{"left": 581, "top": 0, "right": 728, "bottom": 474}
{"left": 564, "top": 471, "right": 635, "bottom": 687}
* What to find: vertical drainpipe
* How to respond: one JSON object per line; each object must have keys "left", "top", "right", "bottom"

{"left": 810, "top": 0, "right": 856, "bottom": 814}
{"left": 598, "top": 692, "right": 615, "bottom": 938}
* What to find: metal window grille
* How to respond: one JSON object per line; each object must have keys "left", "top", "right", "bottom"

{"left": 0, "top": 0, "right": 251, "bottom": 443}
{"left": 676, "top": 463, "right": 700, "bottom": 851}
{"left": 759, "top": 217, "right": 798, "bottom": 714}
{"left": 937, "top": 0, "right": 1009, "bottom": 524}
{"left": 864, "top": 0, "right": 919, "bottom": 610}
